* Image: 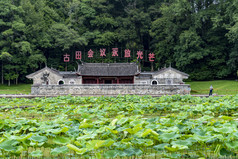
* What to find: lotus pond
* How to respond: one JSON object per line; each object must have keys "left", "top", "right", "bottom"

{"left": 0, "top": 95, "right": 238, "bottom": 158}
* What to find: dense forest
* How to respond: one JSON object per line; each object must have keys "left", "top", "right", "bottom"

{"left": 0, "top": 0, "right": 238, "bottom": 85}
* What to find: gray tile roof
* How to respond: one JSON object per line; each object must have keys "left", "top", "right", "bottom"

{"left": 155, "top": 67, "right": 189, "bottom": 76}
{"left": 78, "top": 63, "right": 139, "bottom": 76}
{"left": 26, "top": 67, "right": 61, "bottom": 79}
{"left": 59, "top": 71, "right": 78, "bottom": 78}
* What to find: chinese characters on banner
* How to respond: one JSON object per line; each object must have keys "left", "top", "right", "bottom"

{"left": 100, "top": 49, "right": 106, "bottom": 57}
{"left": 63, "top": 54, "right": 70, "bottom": 62}
{"left": 112, "top": 48, "right": 118, "bottom": 56}
{"left": 124, "top": 49, "right": 131, "bottom": 58}
{"left": 137, "top": 51, "right": 143, "bottom": 60}
{"left": 88, "top": 49, "right": 94, "bottom": 58}
{"left": 75, "top": 51, "right": 81, "bottom": 60}
{"left": 148, "top": 53, "right": 155, "bottom": 62}
{"left": 64, "top": 48, "right": 155, "bottom": 62}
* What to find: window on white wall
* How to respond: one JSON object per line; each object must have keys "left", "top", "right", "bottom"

{"left": 166, "top": 79, "right": 173, "bottom": 85}
{"left": 69, "top": 80, "right": 75, "bottom": 84}
{"left": 140, "top": 81, "right": 147, "bottom": 84}
{"left": 58, "top": 80, "right": 64, "bottom": 85}
{"left": 151, "top": 80, "right": 158, "bottom": 85}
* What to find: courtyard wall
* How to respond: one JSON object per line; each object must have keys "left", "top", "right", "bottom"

{"left": 31, "top": 84, "right": 190, "bottom": 95}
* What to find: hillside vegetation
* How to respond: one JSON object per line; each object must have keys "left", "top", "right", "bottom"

{"left": 1, "top": 0, "right": 238, "bottom": 85}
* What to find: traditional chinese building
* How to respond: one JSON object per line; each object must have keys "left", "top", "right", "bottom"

{"left": 78, "top": 63, "right": 139, "bottom": 84}
{"left": 26, "top": 63, "right": 190, "bottom": 95}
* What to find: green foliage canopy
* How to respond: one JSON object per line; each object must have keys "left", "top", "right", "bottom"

{"left": 0, "top": 0, "right": 238, "bottom": 83}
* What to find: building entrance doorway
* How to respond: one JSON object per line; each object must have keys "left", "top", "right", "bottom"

{"left": 105, "top": 80, "right": 112, "bottom": 84}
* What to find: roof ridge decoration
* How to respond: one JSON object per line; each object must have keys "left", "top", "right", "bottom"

{"left": 26, "top": 67, "right": 61, "bottom": 79}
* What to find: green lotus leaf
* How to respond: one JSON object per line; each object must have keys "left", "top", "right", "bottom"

{"left": 81, "top": 113, "right": 94, "bottom": 119}
{"left": 74, "top": 141, "right": 84, "bottom": 147}
{"left": 15, "top": 146, "right": 24, "bottom": 154}
{"left": 29, "top": 127, "right": 37, "bottom": 132}
{"left": 86, "top": 140, "right": 106, "bottom": 150}
{"left": 192, "top": 134, "right": 213, "bottom": 142}
{"left": 133, "top": 148, "right": 143, "bottom": 155}
{"left": 145, "top": 123, "right": 160, "bottom": 129}
{"left": 220, "top": 148, "right": 235, "bottom": 156}
{"left": 213, "top": 127, "right": 234, "bottom": 134}
{"left": 159, "top": 132, "right": 181, "bottom": 142}
{"left": 170, "top": 153, "right": 182, "bottom": 158}
{"left": 0, "top": 138, "right": 3, "bottom": 144}
{"left": 67, "top": 144, "right": 87, "bottom": 154}
{"left": 123, "top": 148, "right": 143, "bottom": 156}
{"left": 38, "top": 142, "right": 45, "bottom": 146}
{"left": 106, "top": 127, "right": 118, "bottom": 134}
{"left": 172, "top": 144, "right": 188, "bottom": 150}
{"left": 140, "top": 129, "right": 152, "bottom": 137}
{"left": 113, "top": 142, "right": 127, "bottom": 150}
{"left": 96, "top": 127, "right": 106, "bottom": 133}
{"left": 171, "top": 139, "right": 193, "bottom": 146}
{"left": 232, "top": 113, "right": 238, "bottom": 116}
{"left": 132, "top": 139, "right": 153, "bottom": 147}
{"left": 103, "top": 150, "right": 119, "bottom": 158}
{"left": 110, "top": 119, "right": 118, "bottom": 126}
{"left": 219, "top": 116, "right": 233, "bottom": 120}
{"left": 52, "top": 127, "right": 69, "bottom": 134}
{"left": 212, "top": 134, "right": 225, "bottom": 141}
{"left": 225, "top": 141, "right": 238, "bottom": 150}
{"left": 0, "top": 140, "right": 19, "bottom": 151}
{"left": 162, "top": 126, "right": 179, "bottom": 133}
{"left": 130, "top": 120, "right": 144, "bottom": 127}
{"left": 30, "top": 141, "right": 36, "bottom": 146}
{"left": 197, "top": 115, "right": 213, "bottom": 122}
{"left": 96, "top": 152, "right": 102, "bottom": 159}
{"left": 191, "top": 128, "right": 206, "bottom": 136}
{"left": 153, "top": 143, "right": 170, "bottom": 150}
{"left": 165, "top": 146, "right": 179, "bottom": 152}
{"left": 102, "top": 139, "right": 114, "bottom": 147}
{"left": 132, "top": 124, "right": 143, "bottom": 134}
{"left": 79, "top": 120, "right": 93, "bottom": 129}
{"left": 204, "top": 111, "right": 212, "bottom": 115}
{"left": 15, "top": 133, "right": 33, "bottom": 142}
{"left": 124, "top": 128, "right": 133, "bottom": 134}
{"left": 53, "top": 136, "right": 70, "bottom": 145}
{"left": 3, "top": 133, "right": 32, "bottom": 142}
{"left": 51, "top": 146, "right": 69, "bottom": 156}
{"left": 30, "top": 135, "right": 48, "bottom": 143}
{"left": 30, "top": 150, "right": 43, "bottom": 157}
{"left": 121, "top": 138, "right": 133, "bottom": 143}
{"left": 77, "top": 134, "right": 97, "bottom": 140}
{"left": 232, "top": 131, "right": 238, "bottom": 138}
{"left": 124, "top": 124, "right": 143, "bottom": 134}
{"left": 117, "top": 117, "right": 129, "bottom": 125}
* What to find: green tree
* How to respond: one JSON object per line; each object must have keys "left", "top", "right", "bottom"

{"left": 0, "top": 52, "right": 12, "bottom": 84}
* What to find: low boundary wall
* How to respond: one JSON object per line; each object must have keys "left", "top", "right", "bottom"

{"left": 31, "top": 84, "right": 191, "bottom": 95}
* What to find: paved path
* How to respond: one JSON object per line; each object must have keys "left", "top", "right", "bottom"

{"left": 0, "top": 94, "right": 226, "bottom": 98}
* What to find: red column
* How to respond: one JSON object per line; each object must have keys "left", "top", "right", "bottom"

{"left": 117, "top": 78, "right": 119, "bottom": 84}
{"left": 97, "top": 78, "right": 99, "bottom": 84}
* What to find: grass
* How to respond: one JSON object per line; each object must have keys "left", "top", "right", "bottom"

{"left": 0, "top": 80, "right": 237, "bottom": 95}
{"left": 0, "top": 84, "right": 31, "bottom": 94}
{"left": 186, "top": 80, "right": 238, "bottom": 95}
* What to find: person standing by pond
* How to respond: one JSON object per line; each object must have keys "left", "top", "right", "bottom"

{"left": 209, "top": 85, "right": 213, "bottom": 96}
